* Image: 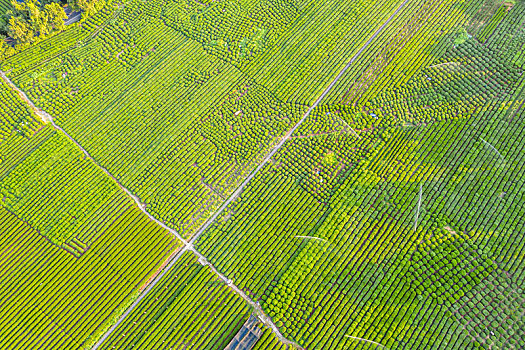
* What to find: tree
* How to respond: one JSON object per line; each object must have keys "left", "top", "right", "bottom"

{"left": 28, "top": 2, "right": 51, "bottom": 37}
{"left": 45, "top": 3, "right": 67, "bottom": 31}
{"left": 69, "top": 0, "right": 105, "bottom": 17}
{"left": 0, "top": 36, "right": 16, "bottom": 61}
{"left": 8, "top": 16, "right": 34, "bottom": 44}
{"left": 3, "top": 0, "right": 66, "bottom": 46}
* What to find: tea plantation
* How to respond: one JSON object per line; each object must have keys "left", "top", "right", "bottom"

{"left": 0, "top": 0, "right": 524, "bottom": 349}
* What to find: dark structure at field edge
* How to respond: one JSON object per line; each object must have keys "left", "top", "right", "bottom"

{"left": 224, "top": 315, "right": 263, "bottom": 350}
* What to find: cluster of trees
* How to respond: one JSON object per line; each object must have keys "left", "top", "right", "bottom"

{"left": 163, "top": 0, "right": 298, "bottom": 64}
{"left": 0, "top": 0, "right": 104, "bottom": 50}
{"left": 366, "top": 40, "right": 520, "bottom": 128}
{"left": 269, "top": 105, "right": 380, "bottom": 204}
{"left": 0, "top": 0, "right": 66, "bottom": 46}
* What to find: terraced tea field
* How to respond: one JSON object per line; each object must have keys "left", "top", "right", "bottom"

{"left": 0, "top": 0, "right": 524, "bottom": 348}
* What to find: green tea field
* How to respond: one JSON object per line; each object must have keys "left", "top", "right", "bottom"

{"left": 0, "top": 0, "right": 524, "bottom": 348}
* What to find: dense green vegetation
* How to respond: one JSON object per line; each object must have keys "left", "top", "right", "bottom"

{"left": 477, "top": 4, "right": 507, "bottom": 43}
{"left": 0, "top": 77, "right": 39, "bottom": 139}
{"left": 0, "top": 196, "right": 179, "bottom": 349}
{"left": 0, "top": 0, "right": 422, "bottom": 238}
{"left": 0, "top": 78, "right": 180, "bottom": 348}
{"left": 0, "top": 130, "right": 127, "bottom": 245}
{"left": 0, "top": 0, "right": 66, "bottom": 45}
{"left": 196, "top": 4, "right": 525, "bottom": 349}
{"left": 0, "top": 0, "right": 108, "bottom": 60}
{"left": 252, "top": 325, "right": 290, "bottom": 350}
{"left": 0, "top": 0, "right": 524, "bottom": 348}
{"left": 100, "top": 251, "right": 251, "bottom": 349}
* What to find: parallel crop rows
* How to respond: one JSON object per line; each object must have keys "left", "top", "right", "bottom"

{"left": 0, "top": 202, "right": 179, "bottom": 349}
{"left": 0, "top": 0, "right": 524, "bottom": 349}
{"left": 0, "top": 0, "right": 10, "bottom": 13}
{"left": 195, "top": 8, "right": 525, "bottom": 349}
{"left": 0, "top": 131, "right": 125, "bottom": 246}
{"left": 1, "top": 0, "right": 428, "bottom": 240}
{"left": 100, "top": 251, "right": 251, "bottom": 349}
{"left": 0, "top": 85, "right": 180, "bottom": 347}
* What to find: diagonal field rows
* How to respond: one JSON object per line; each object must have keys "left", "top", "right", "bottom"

{"left": 1, "top": 0, "right": 412, "bottom": 347}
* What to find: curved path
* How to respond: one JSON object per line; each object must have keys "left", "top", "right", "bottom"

{"left": 1, "top": 0, "right": 411, "bottom": 347}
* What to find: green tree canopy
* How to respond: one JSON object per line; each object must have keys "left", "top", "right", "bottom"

{"left": 68, "top": 0, "right": 105, "bottom": 18}
{"left": 1, "top": 0, "right": 67, "bottom": 47}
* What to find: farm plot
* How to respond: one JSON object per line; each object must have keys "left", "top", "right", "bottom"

{"left": 0, "top": 108, "right": 180, "bottom": 348}
{"left": 196, "top": 34, "right": 525, "bottom": 350}
{"left": 130, "top": 82, "right": 305, "bottom": 237}
{"left": 466, "top": 0, "right": 505, "bottom": 37}
{"left": 100, "top": 250, "right": 251, "bottom": 349}
{"left": 4, "top": 0, "right": 309, "bottom": 238}
{"left": 162, "top": 0, "right": 301, "bottom": 64}
{"left": 324, "top": 0, "right": 479, "bottom": 106}
{"left": 477, "top": 4, "right": 508, "bottom": 43}
{"left": 240, "top": 0, "right": 420, "bottom": 106}
{"left": 484, "top": 1, "right": 525, "bottom": 66}
{"left": 0, "top": 199, "right": 179, "bottom": 349}
{"left": 0, "top": 129, "right": 129, "bottom": 248}
{"left": 364, "top": 38, "right": 521, "bottom": 127}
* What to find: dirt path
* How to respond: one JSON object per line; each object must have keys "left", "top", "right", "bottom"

{"left": 71, "top": 0, "right": 414, "bottom": 345}
{"left": 1, "top": 69, "right": 297, "bottom": 348}
{"left": 0, "top": 71, "right": 53, "bottom": 124}
{"left": 53, "top": 121, "right": 189, "bottom": 243}
{"left": 191, "top": 247, "right": 302, "bottom": 348}
{"left": 1, "top": 70, "right": 188, "bottom": 244}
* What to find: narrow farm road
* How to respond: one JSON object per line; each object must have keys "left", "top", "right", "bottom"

{"left": 2, "top": 0, "right": 411, "bottom": 347}
{"left": 189, "top": 0, "right": 411, "bottom": 245}
{"left": 0, "top": 69, "right": 300, "bottom": 348}
{"left": 0, "top": 71, "right": 53, "bottom": 123}
{"left": 188, "top": 246, "right": 302, "bottom": 348}
{"left": 52, "top": 121, "right": 189, "bottom": 244}
{"left": 0, "top": 70, "right": 187, "bottom": 245}
{"left": 64, "top": 11, "right": 82, "bottom": 26}
{"left": 93, "top": 246, "right": 190, "bottom": 348}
